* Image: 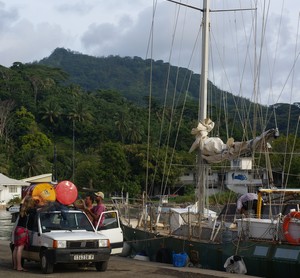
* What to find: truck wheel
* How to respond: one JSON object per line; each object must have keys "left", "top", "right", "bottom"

{"left": 95, "top": 261, "right": 108, "bottom": 271}
{"left": 40, "top": 251, "right": 54, "bottom": 274}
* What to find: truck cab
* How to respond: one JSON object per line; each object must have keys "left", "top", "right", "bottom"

{"left": 11, "top": 206, "right": 123, "bottom": 274}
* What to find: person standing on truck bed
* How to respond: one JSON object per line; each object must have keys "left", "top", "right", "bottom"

{"left": 75, "top": 193, "right": 95, "bottom": 223}
{"left": 85, "top": 191, "right": 106, "bottom": 229}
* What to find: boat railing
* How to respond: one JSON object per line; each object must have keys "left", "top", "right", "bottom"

{"left": 114, "top": 199, "right": 239, "bottom": 241}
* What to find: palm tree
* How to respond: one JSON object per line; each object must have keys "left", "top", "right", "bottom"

{"left": 114, "top": 111, "right": 130, "bottom": 143}
{"left": 21, "top": 150, "right": 45, "bottom": 177}
{"left": 127, "top": 120, "right": 143, "bottom": 143}
{"left": 40, "top": 101, "right": 62, "bottom": 182}
{"left": 68, "top": 102, "right": 92, "bottom": 182}
{"left": 40, "top": 101, "right": 62, "bottom": 126}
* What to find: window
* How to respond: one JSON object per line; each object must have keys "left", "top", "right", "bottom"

{"left": 9, "top": 186, "right": 17, "bottom": 193}
{"left": 40, "top": 211, "right": 94, "bottom": 232}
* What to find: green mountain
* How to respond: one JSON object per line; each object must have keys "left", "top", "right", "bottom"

{"left": 38, "top": 48, "right": 299, "bottom": 135}
{"left": 38, "top": 48, "right": 233, "bottom": 106}
{"left": 0, "top": 48, "right": 299, "bottom": 194}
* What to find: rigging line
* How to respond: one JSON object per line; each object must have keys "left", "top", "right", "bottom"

{"left": 163, "top": 48, "right": 200, "bottom": 197}
{"left": 162, "top": 14, "right": 204, "bottom": 199}
{"left": 262, "top": 0, "right": 283, "bottom": 130}
{"left": 232, "top": 10, "right": 241, "bottom": 139}
{"left": 284, "top": 116, "right": 300, "bottom": 188}
{"left": 172, "top": 5, "right": 201, "bottom": 110}
{"left": 252, "top": 0, "right": 271, "bottom": 135}
{"left": 215, "top": 4, "right": 230, "bottom": 140}
{"left": 252, "top": 7, "right": 270, "bottom": 137}
{"left": 148, "top": 3, "right": 181, "bottom": 196}
{"left": 235, "top": 4, "right": 256, "bottom": 140}
{"left": 207, "top": 36, "right": 219, "bottom": 134}
{"left": 277, "top": 117, "right": 300, "bottom": 205}
{"left": 213, "top": 2, "right": 257, "bottom": 141}
{"left": 166, "top": 0, "right": 256, "bottom": 13}
{"left": 166, "top": 0, "right": 203, "bottom": 12}
{"left": 268, "top": 0, "right": 283, "bottom": 103}
{"left": 210, "top": 29, "right": 248, "bottom": 140}
{"left": 162, "top": 3, "right": 200, "bottom": 197}
{"left": 274, "top": 51, "right": 300, "bottom": 104}
{"left": 212, "top": 3, "right": 260, "bottom": 139}
{"left": 159, "top": 3, "right": 184, "bottom": 196}
{"left": 283, "top": 12, "right": 300, "bottom": 180}
{"left": 145, "top": 0, "right": 158, "bottom": 199}
{"left": 212, "top": 68, "right": 223, "bottom": 137}
{"left": 272, "top": 105, "right": 278, "bottom": 130}
{"left": 150, "top": 2, "right": 200, "bottom": 196}
{"left": 145, "top": 0, "right": 158, "bottom": 59}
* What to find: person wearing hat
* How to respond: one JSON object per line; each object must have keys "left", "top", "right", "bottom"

{"left": 74, "top": 193, "right": 95, "bottom": 223}
{"left": 86, "top": 191, "right": 106, "bottom": 228}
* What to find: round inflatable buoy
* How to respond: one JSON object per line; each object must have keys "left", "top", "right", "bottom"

{"left": 55, "top": 180, "right": 78, "bottom": 205}
{"left": 32, "top": 183, "right": 56, "bottom": 204}
{"left": 283, "top": 211, "right": 300, "bottom": 245}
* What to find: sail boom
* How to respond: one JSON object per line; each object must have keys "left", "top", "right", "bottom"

{"left": 190, "top": 119, "right": 279, "bottom": 164}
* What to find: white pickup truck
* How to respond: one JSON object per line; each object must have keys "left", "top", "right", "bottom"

{"left": 10, "top": 207, "right": 123, "bottom": 274}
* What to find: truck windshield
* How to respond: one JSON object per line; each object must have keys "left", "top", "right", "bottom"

{"left": 40, "top": 211, "right": 94, "bottom": 232}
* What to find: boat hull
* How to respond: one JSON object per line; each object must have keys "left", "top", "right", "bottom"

{"left": 121, "top": 223, "right": 300, "bottom": 278}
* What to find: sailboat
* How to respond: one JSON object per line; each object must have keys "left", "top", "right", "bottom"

{"left": 116, "top": 1, "right": 300, "bottom": 277}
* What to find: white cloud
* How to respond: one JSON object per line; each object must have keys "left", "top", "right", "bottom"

{"left": 0, "top": 0, "right": 300, "bottom": 105}
{"left": 55, "top": 1, "right": 94, "bottom": 14}
{"left": 0, "top": 17, "right": 72, "bottom": 66}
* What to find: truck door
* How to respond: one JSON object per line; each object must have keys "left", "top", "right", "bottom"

{"left": 95, "top": 210, "right": 123, "bottom": 254}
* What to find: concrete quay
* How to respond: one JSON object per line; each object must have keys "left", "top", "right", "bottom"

{"left": 0, "top": 240, "right": 260, "bottom": 278}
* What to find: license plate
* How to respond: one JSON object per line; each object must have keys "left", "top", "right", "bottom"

{"left": 73, "top": 254, "right": 94, "bottom": 260}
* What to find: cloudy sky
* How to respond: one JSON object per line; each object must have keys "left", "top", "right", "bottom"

{"left": 1, "top": 0, "right": 300, "bottom": 106}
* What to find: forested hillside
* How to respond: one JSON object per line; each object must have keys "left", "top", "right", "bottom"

{"left": 39, "top": 48, "right": 240, "bottom": 108}
{"left": 39, "top": 48, "right": 299, "bottom": 134}
{"left": 0, "top": 49, "right": 299, "bottom": 198}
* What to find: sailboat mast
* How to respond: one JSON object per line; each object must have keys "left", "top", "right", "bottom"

{"left": 196, "top": 0, "right": 210, "bottom": 217}
{"left": 199, "top": 0, "right": 210, "bottom": 121}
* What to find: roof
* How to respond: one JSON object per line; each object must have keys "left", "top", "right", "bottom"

{"left": 0, "top": 173, "right": 30, "bottom": 186}
{"left": 22, "top": 173, "right": 53, "bottom": 183}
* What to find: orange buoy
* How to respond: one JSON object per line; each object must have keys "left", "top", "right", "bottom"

{"left": 55, "top": 180, "right": 78, "bottom": 205}
{"left": 283, "top": 211, "right": 300, "bottom": 245}
{"left": 31, "top": 183, "right": 56, "bottom": 204}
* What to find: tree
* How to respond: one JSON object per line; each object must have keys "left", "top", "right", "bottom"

{"left": 75, "top": 158, "right": 100, "bottom": 190}
{"left": 0, "top": 99, "right": 15, "bottom": 142}
{"left": 98, "top": 142, "right": 130, "bottom": 194}
{"left": 67, "top": 101, "right": 93, "bottom": 181}
{"left": 19, "top": 131, "right": 52, "bottom": 153}
{"left": 127, "top": 121, "right": 143, "bottom": 143}
{"left": 10, "top": 106, "right": 37, "bottom": 143}
{"left": 40, "top": 101, "right": 62, "bottom": 127}
{"left": 20, "top": 150, "right": 50, "bottom": 177}
{"left": 114, "top": 111, "right": 130, "bottom": 143}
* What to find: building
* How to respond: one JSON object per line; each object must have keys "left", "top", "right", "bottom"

{"left": 0, "top": 173, "right": 30, "bottom": 205}
{"left": 0, "top": 173, "right": 54, "bottom": 205}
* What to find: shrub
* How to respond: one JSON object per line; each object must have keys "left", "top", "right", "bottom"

{"left": 8, "top": 196, "right": 21, "bottom": 205}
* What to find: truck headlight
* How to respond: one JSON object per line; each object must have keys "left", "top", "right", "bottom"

{"left": 53, "top": 240, "right": 67, "bottom": 248}
{"left": 98, "top": 239, "right": 110, "bottom": 248}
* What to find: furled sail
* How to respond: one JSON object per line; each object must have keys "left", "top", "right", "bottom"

{"left": 189, "top": 118, "right": 279, "bottom": 163}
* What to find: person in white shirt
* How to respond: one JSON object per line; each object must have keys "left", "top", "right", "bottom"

{"left": 236, "top": 193, "right": 259, "bottom": 216}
